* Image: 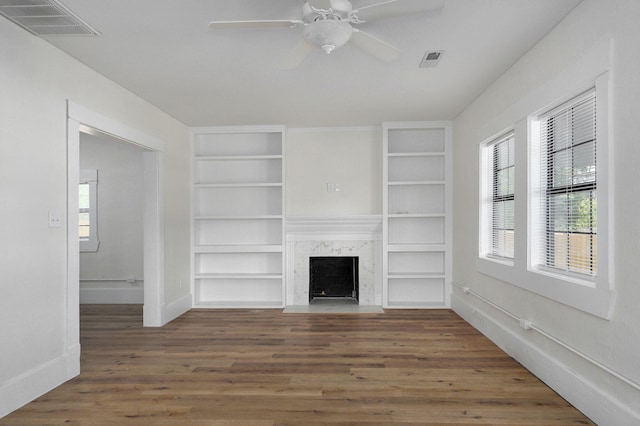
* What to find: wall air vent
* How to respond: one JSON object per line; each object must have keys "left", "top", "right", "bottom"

{"left": 0, "top": 0, "right": 99, "bottom": 36}
{"left": 419, "top": 50, "right": 444, "bottom": 68}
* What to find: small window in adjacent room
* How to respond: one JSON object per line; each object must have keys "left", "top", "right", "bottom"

{"left": 480, "top": 132, "right": 515, "bottom": 263}
{"left": 532, "top": 89, "right": 597, "bottom": 280}
{"left": 79, "top": 169, "right": 99, "bottom": 252}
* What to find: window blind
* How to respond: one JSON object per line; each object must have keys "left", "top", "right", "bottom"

{"left": 486, "top": 133, "right": 515, "bottom": 260}
{"left": 538, "top": 90, "right": 597, "bottom": 277}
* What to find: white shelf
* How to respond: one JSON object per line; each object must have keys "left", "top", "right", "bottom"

{"left": 194, "top": 273, "right": 283, "bottom": 280}
{"left": 191, "top": 126, "right": 285, "bottom": 308}
{"left": 194, "top": 245, "right": 284, "bottom": 254}
{"left": 194, "top": 155, "right": 282, "bottom": 161}
{"left": 388, "top": 213, "right": 445, "bottom": 218}
{"left": 388, "top": 181, "right": 445, "bottom": 186}
{"left": 194, "top": 215, "right": 284, "bottom": 220}
{"left": 387, "top": 244, "right": 445, "bottom": 252}
{"left": 195, "top": 183, "right": 283, "bottom": 188}
{"left": 193, "top": 301, "right": 284, "bottom": 309}
{"left": 388, "top": 273, "right": 446, "bottom": 279}
{"left": 387, "top": 152, "right": 444, "bottom": 157}
{"left": 383, "top": 122, "right": 452, "bottom": 309}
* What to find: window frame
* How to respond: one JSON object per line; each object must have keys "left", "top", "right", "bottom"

{"left": 539, "top": 90, "right": 598, "bottom": 280}
{"left": 477, "top": 68, "right": 613, "bottom": 319}
{"left": 479, "top": 131, "right": 515, "bottom": 264}
{"left": 79, "top": 169, "right": 99, "bottom": 252}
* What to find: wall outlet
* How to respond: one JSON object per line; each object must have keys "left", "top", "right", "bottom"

{"left": 48, "top": 211, "right": 61, "bottom": 228}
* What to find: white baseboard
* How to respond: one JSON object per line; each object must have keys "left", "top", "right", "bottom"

{"left": 0, "top": 346, "right": 79, "bottom": 419}
{"left": 452, "top": 292, "right": 639, "bottom": 426}
{"left": 79, "top": 287, "right": 144, "bottom": 304}
{"left": 162, "top": 293, "right": 192, "bottom": 325}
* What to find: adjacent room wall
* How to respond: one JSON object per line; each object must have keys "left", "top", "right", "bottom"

{"left": 286, "top": 127, "right": 382, "bottom": 216}
{"left": 451, "top": 0, "right": 640, "bottom": 423}
{"left": 79, "top": 132, "right": 146, "bottom": 304}
{"left": 0, "top": 18, "right": 190, "bottom": 417}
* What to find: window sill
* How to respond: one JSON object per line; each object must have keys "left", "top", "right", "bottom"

{"left": 80, "top": 239, "right": 100, "bottom": 253}
{"left": 477, "top": 256, "right": 614, "bottom": 320}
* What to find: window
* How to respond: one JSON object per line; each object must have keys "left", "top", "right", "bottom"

{"left": 533, "top": 89, "right": 597, "bottom": 279}
{"left": 79, "top": 169, "right": 99, "bottom": 252}
{"left": 480, "top": 132, "right": 515, "bottom": 262}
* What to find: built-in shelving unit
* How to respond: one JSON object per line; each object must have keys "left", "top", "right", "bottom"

{"left": 383, "top": 122, "right": 452, "bottom": 308}
{"left": 191, "top": 126, "right": 285, "bottom": 307}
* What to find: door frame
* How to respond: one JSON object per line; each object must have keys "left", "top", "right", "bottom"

{"left": 66, "top": 101, "right": 165, "bottom": 342}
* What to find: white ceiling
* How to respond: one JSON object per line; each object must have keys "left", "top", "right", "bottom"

{"left": 39, "top": 0, "right": 581, "bottom": 127}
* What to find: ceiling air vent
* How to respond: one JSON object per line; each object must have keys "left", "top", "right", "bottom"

{"left": 0, "top": 0, "right": 99, "bottom": 36}
{"left": 419, "top": 50, "right": 444, "bottom": 68}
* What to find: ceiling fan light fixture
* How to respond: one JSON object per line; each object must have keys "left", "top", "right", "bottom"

{"left": 303, "top": 19, "right": 353, "bottom": 54}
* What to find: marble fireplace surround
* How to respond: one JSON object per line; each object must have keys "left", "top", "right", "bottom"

{"left": 285, "top": 216, "right": 383, "bottom": 306}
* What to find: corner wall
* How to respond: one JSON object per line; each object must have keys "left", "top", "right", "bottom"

{"left": 0, "top": 18, "right": 190, "bottom": 417}
{"left": 451, "top": 1, "right": 640, "bottom": 424}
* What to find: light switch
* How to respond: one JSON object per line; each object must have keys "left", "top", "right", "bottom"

{"left": 327, "top": 183, "right": 341, "bottom": 193}
{"left": 48, "top": 211, "right": 62, "bottom": 228}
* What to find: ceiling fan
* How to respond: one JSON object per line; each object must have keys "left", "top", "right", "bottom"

{"left": 209, "top": 0, "right": 444, "bottom": 69}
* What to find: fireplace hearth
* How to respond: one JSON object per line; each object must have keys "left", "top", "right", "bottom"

{"left": 309, "top": 256, "right": 359, "bottom": 303}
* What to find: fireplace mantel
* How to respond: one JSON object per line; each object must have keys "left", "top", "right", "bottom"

{"left": 285, "top": 216, "right": 383, "bottom": 306}
{"left": 285, "top": 215, "right": 382, "bottom": 241}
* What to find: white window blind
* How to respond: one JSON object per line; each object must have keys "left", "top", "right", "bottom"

{"left": 490, "top": 134, "right": 515, "bottom": 260}
{"left": 538, "top": 89, "right": 596, "bottom": 277}
{"left": 480, "top": 132, "right": 515, "bottom": 261}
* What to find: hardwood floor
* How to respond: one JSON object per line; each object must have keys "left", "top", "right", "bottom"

{"left": 1, "top": 305, "right": 593, "bottom": 425}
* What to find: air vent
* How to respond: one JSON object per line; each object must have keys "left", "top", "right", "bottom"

{"left": 0, "top": 0, "right": 99, "bottom": 36}
{"left": 419, "top": 50, "right": 444, "bottom": 68}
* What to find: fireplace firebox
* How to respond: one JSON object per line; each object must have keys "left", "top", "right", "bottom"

{"left": 309, "top": 256, "right": 359, "bottom": 303}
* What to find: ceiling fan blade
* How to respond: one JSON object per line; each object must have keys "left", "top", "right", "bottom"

{"left": 280, "top": 39, "right": 314, "bottom": 70}
{"left": 350, "top": 29, "right": 402, "bottom": 62}
{"left": 209, "top": 20, "right": 302, "bottom": 30}
{"left": 352, "top": 0, "right": 444, "bottom": 23}
{"left": 307, "top": 0, "right": 333, "bottom": 10}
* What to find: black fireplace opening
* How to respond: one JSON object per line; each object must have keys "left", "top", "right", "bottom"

{"left": 309, "top": 256, "right": 359, "bottom": 303}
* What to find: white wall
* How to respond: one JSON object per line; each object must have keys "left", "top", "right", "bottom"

{"left": 286, "top": 127, "right": 382, "bottom": 216}
{"left": 452, "top": 1, "right": 640, "bottom": 424}
{"left": 0, "top": 19, "right": 190, "bottom": 417}
{"left": 79, "top": 132, "right": 146, "bottom": 303}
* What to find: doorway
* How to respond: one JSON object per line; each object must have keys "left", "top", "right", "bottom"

{"left": 66, "top": 102, "right": 164, "bottom": 338}
{"left": 79, "top": 130, "right": 148, "bottom": 306}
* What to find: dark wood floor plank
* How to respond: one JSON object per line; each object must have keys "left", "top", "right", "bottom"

{"left": 0, "top": 305, "right": 593, "bottom": 425}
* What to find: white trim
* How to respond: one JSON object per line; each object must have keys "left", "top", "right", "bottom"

{"left": 474, "top": 40, "right": 615, "bottom": 319}
{"left": 452, "top": 289, "right": 640, "bottom": 425}
{"left": 79, "top": 287, "right": 144, "bottom": 304}
{"left": 67, "top": 101, "right": 165, "bottom": 328}
{"left": 0, "top": 352, "right": 74, "bottom": 419}
{"left": 286, "top": 126, "right": 380, "bottom": 134}
{"left": 285, "top": 215, "right": 382, "bottom": 239}
{"left": 162, "top": 293, "right": 192, "bottom": 325}
{"left": 69, "top": 103, "right": 164, "bottom": 152}
{"left": 142, "top": 151, "right": 164, "bottom": 326}
{"left": 190, "top": 124, "right": 286, "bottom": 135}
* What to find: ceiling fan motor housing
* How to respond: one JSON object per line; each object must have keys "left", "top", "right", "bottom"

{"left": 303, "top": 20, "right": 353, "bottom": 53}
{"left": 302, "top": 0, "right": 355, "bottom": 53}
